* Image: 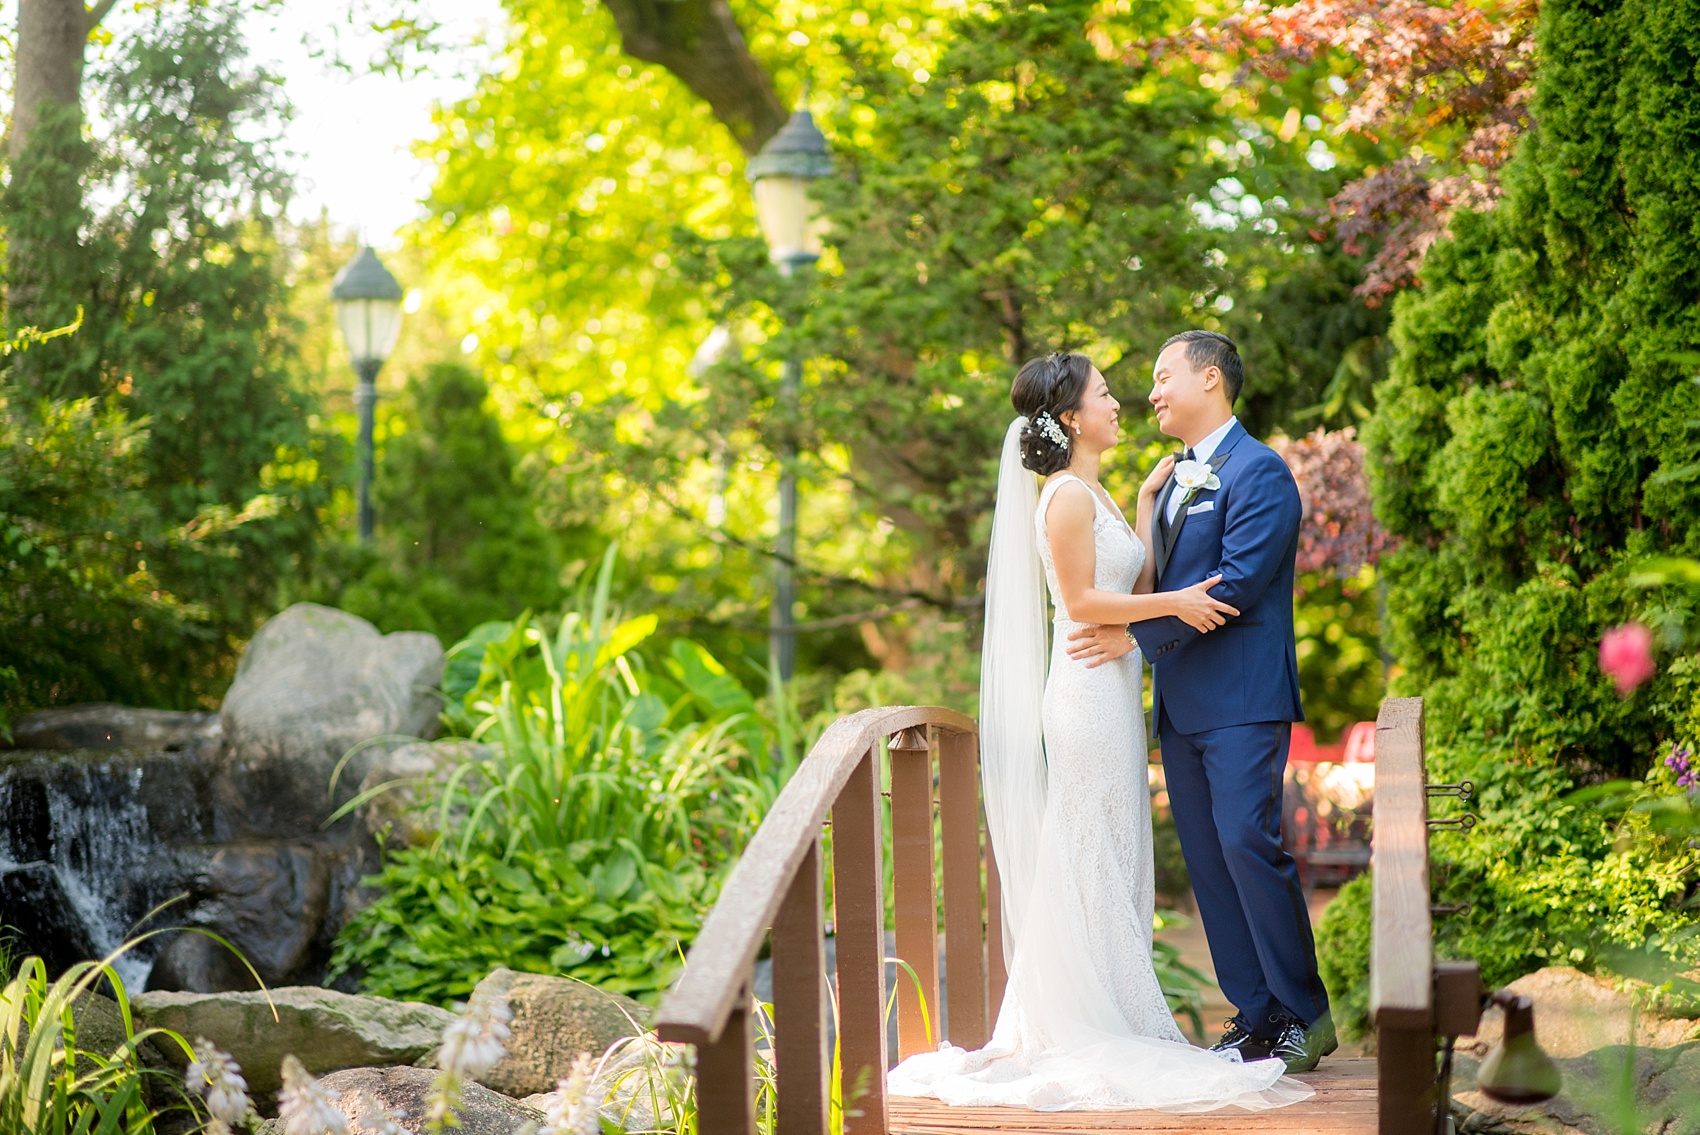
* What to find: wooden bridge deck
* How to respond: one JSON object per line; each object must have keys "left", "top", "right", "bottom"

{"left": 888, "top": 1058, "right": 1378, "bottom": 1135}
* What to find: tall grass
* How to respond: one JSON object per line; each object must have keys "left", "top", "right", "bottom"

{"left": 0, "top": 947, "right": 196, "bottom": 1135}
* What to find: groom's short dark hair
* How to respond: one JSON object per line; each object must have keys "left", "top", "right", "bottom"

{"left": 1161, "top": 330, "right": 1243, "bottom": 405}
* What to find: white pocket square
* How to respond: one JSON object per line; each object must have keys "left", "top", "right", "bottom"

{"left": 1186, "top": 500, "right": 1215, "bottom": 515}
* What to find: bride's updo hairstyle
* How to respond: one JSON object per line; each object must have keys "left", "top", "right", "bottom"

{"left": 1010, "top": 351, "right": 1093, "bottom": 476}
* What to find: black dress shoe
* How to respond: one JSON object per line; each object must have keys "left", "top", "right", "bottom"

{"left": 1268, "top": 1011, "right": 1338, "bottom": 1073}
{"left": 1208, "top": 1019, "right": 1274, "bottom": 1061}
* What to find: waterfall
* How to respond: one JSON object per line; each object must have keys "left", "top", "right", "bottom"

{"left": 0, "top": 749, "right": 210, "bottom": 990}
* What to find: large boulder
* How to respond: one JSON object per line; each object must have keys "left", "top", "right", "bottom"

{"left": 218, "top": 604, "right": 443, "bottom": 837}
{"left": 145, "top": 844, "right": 332, "bottom": 992}
{"left": 471, "top": 967, "right": 650, "bottom": 1097}
{"left": 257, "top": 1066, "right": 543, "bottom": 1135}
{"left": 4, "top": 704, "right": 221, "bottom": 753}
{"left": 1464, "top": 967, "right": 1699, "bottom": 1059}
{"left": 132, "top": 986, "right": 455, "bottom": 1095}
{"left": 357, "top": 740, "right": 491, "bottom": 849}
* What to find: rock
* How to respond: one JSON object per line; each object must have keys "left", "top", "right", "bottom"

{"left": 523, "top": 1038, "right": 684, "bottom": 1132}
{"left": 217, "top": 604, "right": 443, "bottom": 837}
{"left": 357, "top": 740, "right": 491, "bottom": 848}
{"left": 132, "top": 986, "right": 455, "bottom": 1095}
{"left": 471, "top": 967, "right": 650, "bottom": 1097}
{"left": 146, "top": 844, "right": 332, "bottom": 992}
{"left": 256, "top": 1066, "right": 543, "bottom": 1135}
{"left": 1463, "top": 967, "right": 1699, "bottom": 1059}
{"left": 0, "top": 862, "right": 98, "bottom": 974}
{"left": 5, "top": 704, "right": 221, "bottom": 753}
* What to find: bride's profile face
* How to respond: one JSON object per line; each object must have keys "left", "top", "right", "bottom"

{"left": 1063, "top": 368, "right": 1121, "bottom": 452}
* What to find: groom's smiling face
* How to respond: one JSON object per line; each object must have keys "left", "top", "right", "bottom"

{"left": 1149, "top": 342, "right": 1230, "bottom": 443}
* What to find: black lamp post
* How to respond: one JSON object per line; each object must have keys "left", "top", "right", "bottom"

{"left": 747, "top": 105, "right": 831, "bottom": 682}
{"left": 331, "top": 247, "right": 404, "bottom": 542}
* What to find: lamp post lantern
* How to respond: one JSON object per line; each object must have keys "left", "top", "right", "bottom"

{"left": 748, "top": 106, "right": 831, "bottom": 682}
{"left": 331, "top": 246, "right": 405, "bottom": 543}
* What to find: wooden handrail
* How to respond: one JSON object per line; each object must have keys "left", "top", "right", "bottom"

{"left": 1370, "top": 696, "right": 1435, "bottom": 1133}
{"left": 655, "top": 704, "right": 984, "bottom": 1135}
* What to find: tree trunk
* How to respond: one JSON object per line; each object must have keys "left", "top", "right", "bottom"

{"left": 598, "top": 0, "right": 787, "bottom": 154}
{"left": 11, "top": 0, "right": 115, "bottom": 152}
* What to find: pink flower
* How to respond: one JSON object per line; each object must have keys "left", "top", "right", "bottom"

{"left": 1599, "top": 622, "right": 1657, "bottom": 696}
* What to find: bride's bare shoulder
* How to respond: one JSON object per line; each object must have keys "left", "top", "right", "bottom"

{"left": 1042, "top": 476, "right": 1096, "bottom": 529}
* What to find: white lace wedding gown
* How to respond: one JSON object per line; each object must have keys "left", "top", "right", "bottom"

{"left": 887, "top": 474, "right": 1311, "bottom": 1112}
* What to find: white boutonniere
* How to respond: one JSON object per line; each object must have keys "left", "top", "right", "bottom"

{"left": 1173, "top": 458, "right": 1220, "bottom": 506}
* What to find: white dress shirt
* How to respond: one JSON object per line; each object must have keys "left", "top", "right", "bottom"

{"left": 1165, "top": 415, "right": 1238, "bottom": 526}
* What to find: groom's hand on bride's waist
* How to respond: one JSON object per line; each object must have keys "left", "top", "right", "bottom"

{"left": 1065, "top": 623, "right": 1137, "bottom": 668}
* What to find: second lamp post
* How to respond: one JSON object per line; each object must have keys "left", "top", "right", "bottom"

{"left": 747, "top": 106, "right": 831, "bottom": 682}
{"left": 331, "top": 247, "right": 405, "bottom": 543}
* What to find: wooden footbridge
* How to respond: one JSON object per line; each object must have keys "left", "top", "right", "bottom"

{"left": 656, "top": 699, "right": 1474, "bottom": 1135}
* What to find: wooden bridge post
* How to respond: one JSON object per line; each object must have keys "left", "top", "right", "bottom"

{"left": 696, "top": 975, "right": 757, "bottom": 1135}
{"left": 938, "top": 726, "right": 989, "bottom": 1049}
{"left": 833, "top": 745, "right": 889, "bottom": 1135}
{"left": 773, "top": 837, "right": 830, "bottom": 1135}
{"left": 1371, "top": 697, "right": 1436, "bottom": 1134}
{"left": 890, "top": 725, "right": 941, "bottom": 1060}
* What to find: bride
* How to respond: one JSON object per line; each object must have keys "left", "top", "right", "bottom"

{"left": 887, "top": 352, "right": 1311, "bottom": 1111}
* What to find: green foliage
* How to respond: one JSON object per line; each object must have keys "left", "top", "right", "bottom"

{"left": 0, "top": 1, "right": 322, "bottom": 712}
{"left": 309, "top": 362, "right": 568, "bottom": 643}
{"left": 333, "top": 551, "right": 795, "bottom": 1004}
{"left": 333, "top": 843, "right": 710, "bottom": 1005}
{"left": 0, "top": 389, "right": 228, "bottom": 719}
{"left": 1294, "top": 569, "right": 1385, "bottom": 741}
{"left": 1359, "top": 0, "right": 1700, "bottom": 991}
{"left": 1314, "top": 872, "right": 1372, "bottom": 1042}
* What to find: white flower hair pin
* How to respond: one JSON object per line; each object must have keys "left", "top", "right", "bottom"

{"left": 1033, "top": 411, "right": 1069, "bottom": 448}
{"left": 1173, "top": 458, "right": 1221, "bottom": 505}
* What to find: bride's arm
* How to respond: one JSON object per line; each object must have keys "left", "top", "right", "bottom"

{"left": 1046, "top": 482, "right": 1237, "bottom": 631}
{"left": 1130, "top": 456, "right": 1170, "bottom": 595}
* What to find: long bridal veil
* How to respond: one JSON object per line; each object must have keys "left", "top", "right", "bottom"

{"left": 978, "top": 418, "right": 1049, "bottom": 957}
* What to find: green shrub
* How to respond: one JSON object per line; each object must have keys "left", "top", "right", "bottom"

{"left": 1361, "top": 0, "right": 1700, "bottom": 993}
{"left": 1315, "top": 872, "right": 1372, "bottom": 1042}
{"left": 333, "top": 549, "right": 795, "bottom": 1004}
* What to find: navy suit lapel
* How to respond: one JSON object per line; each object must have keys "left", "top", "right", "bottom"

{"left": 1155, "top": 422, "right": 1247, "bottom": 581}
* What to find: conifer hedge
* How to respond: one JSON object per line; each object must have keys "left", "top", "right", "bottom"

{"left": 1320, "top": 0, "right": 1700, "bottom": 1024}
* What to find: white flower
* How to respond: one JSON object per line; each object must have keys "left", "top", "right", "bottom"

{"left": 1032, "top": 411, "right": 1069, "bottom": 448}
{"left": 278, "top": 1055, "right": 348, "bottom": 1135}
{"left": 541, "top": 1054, "right": 602, "bottom": 1135}
{"left": 187, "top": 1037, "right": 251, "bottom": 1133}
{"left": 1172, "top": 459, "right": 1220, "bottom": 493}
{"left": 437, "top": 985, "right": 513, "bottom": 1080}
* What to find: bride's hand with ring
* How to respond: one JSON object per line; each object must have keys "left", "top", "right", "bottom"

{"left": 1173, "top": 573, "right": 1238, "bottom": 633}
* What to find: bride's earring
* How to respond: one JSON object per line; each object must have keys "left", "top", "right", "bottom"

{"left": 1073, "top": 424, "right": 1082, "bottom": 436}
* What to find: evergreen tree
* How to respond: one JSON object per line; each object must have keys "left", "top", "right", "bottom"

{"left": 1348, "top": 0, "right": 1700, "bottom": 991}
{"left": 314, "top": 362, "right": 564, "bottom": 644}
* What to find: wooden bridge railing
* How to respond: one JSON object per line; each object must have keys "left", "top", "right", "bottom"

{"left": 655, "top": 706, "right": 1003, "bottom": 1135}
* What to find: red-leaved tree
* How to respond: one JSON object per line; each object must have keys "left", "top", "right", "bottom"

{"left": 1271, "top": 427, "right": 1389, "bottom": 579}
{"left": 1150, "top": 1, "right": 1538, "bottom": 303}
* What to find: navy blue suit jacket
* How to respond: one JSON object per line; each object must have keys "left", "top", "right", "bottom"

{"left": 1129, "top": 421, "right": 1304, "bottom": 736}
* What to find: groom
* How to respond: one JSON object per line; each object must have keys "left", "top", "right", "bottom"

{"left": 1067, "top": 330, "right": 1335, "bottom": 1073}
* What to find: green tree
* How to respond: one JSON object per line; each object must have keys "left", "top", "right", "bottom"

{"left": 0, "top": 1, "right": 322, "bottom": 709}
{"left": 311, "top": 362, "right": 566, "bottom": 643}
{"left": 1359, "top": 0, "right": 1700, "bottom": 986}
